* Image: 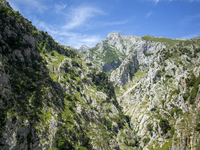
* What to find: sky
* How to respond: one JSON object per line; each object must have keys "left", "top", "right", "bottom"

{"left": 7, "top": 0, "right": 200, "bottom": 49}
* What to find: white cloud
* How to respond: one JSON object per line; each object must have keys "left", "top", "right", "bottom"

{"left": 60, "top": 32, "right": 102, "bottom": 49}
{"left": 103, "top": 20, "right": 130, "bottom": 26}
{"left": 55, "top": 2, "right": 67, "bottom": 13}
{"left": 38, "top": 22, "right": 58, "bottom": 35}
{"left": 36, "top": 21, "right": 102, "bottom": 48}
{"left": 145, "top": 12, "right": 152, "bottom": 18}
{"left": 180, "top": 14, "right": 200, "bottom": 26}
{"left": 181, "top": 32, "right": 200, "bottom": 39}
{"left": 64, "top": 6, "right": 105, "bottom": 30}
{"left": 8, "top": 0, "right": 48, "bottom": 13}
{"left": 154, "top": 0, "right": 160, "bottom": 4}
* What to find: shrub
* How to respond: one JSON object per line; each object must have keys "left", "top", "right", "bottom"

{"left": 50, "top": 51, "right": 54, "bottom": 56}
{"left": 20, "top": 80, "right": 26, "bottom": 87}
{"left": 195, "top": 110, "right": 200, "bottom": 133}
{"left": 190, "top": 86, "right": 198, "bottom": 104}
{"left": 147, "top": 123, "right": 153, "bottom": 132}
{"left": 165, "top": 75, "right": 172, "bottom": 78}
{"left": 72, "top": 60, "right": 79, "bottom": 67}
{"left": 70, "top": 72, "right": 75, "bottom": 80}
{"left": 159, "top": 118, "right": 170, "bottom": 134}
{"left": 3, "top": 88, "right": 8, "bottom": 94}
{"left": 170, "top": 126, "right": 175, "bottom": 136}
{"left": 144, "top": 53, "right": 153, "bottom": 56}
{"left": 161, "top": 100, "right": 166, "bottom": 106}
{"left": 65, "top": 93, "right": 72, "bottom": 101}
{"left": 183, "top": 91, "right": 190, "bottom": 102}
{"left": 169, "top": 107, "right": 182, "bottom": 117}
{"left": 143, "top": 137, "right": 150, "bottom": 145}
{"left": 86, "top": 62, "right": 92, "bottom": 66}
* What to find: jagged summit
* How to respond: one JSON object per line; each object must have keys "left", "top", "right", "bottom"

{"left": 77, "top": 45, "right": 90, "bottom": 54}
{"left": 87, "top": 32, "right": 164, "bottom": 73}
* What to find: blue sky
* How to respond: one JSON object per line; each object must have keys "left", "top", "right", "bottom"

{"left": 7, "top": 0, "right": 200, "bottom": 49}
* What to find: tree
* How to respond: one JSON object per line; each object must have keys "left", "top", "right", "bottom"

{"left": 50, "top": 51, "right": 54, "bottom": 56}
{"left": 147, "top": 123, "right": 153, "bottom": 132}
{"left": 159, "top": 118, "right": 170, "bottom": 134}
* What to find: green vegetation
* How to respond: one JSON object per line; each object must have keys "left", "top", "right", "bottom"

{"left": 185, "top": 73, "right": 200, "bottom": 104}
{"left": 144, "top": 53, "right": 153, "bottom": 56}
{"left": 142, "top": 35, "right": 181, "bottom": 46}
{"left": 169, "top": 107, "right": 182, "bottom": 117}
{"left": 50, "top": 51, "right": 54, "bottom": 56}
{"left": 195, "top": 110, "right": 200, "bottom": 133}
{"left": 143, "top": 137, "right": 150, "bottom": 145}
{"left": 170, "top": 126, "right": 175, "bottom": 136}
{"left": 92, "top": 71, "right": 116, "bottom": 99}
{"left": 101, "top": 45, "right": 121, "bottom": 63}
{"left": 2, "top": 1, "right": 200, "bottom": 149}
{"left": 142, "top": 35, "right": 200, "bottom": 47}
{"left": 88, "top": 43, "right": 126, "bottom": 71}
{"left": 132, "top": 71, "right": 146, "bottom": 80}
{"left": 147, "top": 123, "right": 153, "bottom": 132}
{"left": 159, "top": 118, "right": 170, "bottom": 134}
{"left": 149, "top": 138, "right": 172, "bottom": 150}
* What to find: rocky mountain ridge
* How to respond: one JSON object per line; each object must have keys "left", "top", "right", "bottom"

{"left": 82, "top": 31, "right": 200, "bottom": 149}
{"left": 78, "top": 45, "right": 90, "bottom": 54}
{"left": 85, "top": 33, "right": 167, "bottom": 78}
{"left": 0, "top": 1, "right": 138, "bottom": 149}
{"left": 1, "top": 0, "right": 200, "bottom": 149}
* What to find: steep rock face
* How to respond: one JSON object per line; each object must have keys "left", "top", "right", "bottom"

{"left": 110, "top": 53, "right": 138, "bottom": 87}
{"left": 0, "top": 2, "right": 137, "bottom": 150}
{"left": 109, "top": 39, "right": 165, "bottom": 86}
{"left": 78, "top": 45, "right": 90, "bottom": 54}
{"left": 114, "top": 36, "right": 200, "bottom": 149}
{"left": 87, "top": 32, "right": 165, "bottom": 75}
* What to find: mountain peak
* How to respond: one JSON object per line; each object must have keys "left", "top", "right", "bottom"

{"left": 78, "top": 45, "right": 90, "bottom": 53}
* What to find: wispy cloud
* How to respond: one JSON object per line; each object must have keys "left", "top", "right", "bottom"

{"left": 59, "top": 32, "right": 102, "bottom": 49}
{"left": 181, "top": 32, "right": 200, "bottom": 39}
{"left": 103, "top": 20, "right": 130, "bottom": 26}
{"left": 145, "top": 12, "right": 153, "bottom": 18}
{"left": 148, "top": 0, "right": 200, "bottom": 4}
{"left": 55, "top": 2, "right": 67, "bottom": 13}
{"left": 154, "top": 0, "right": 160, "bottom": 4}
{"left": 8, "top": 0, "right": 48, "bottom": 13}
{"left": 36, "top": 21, "right": 102, "bottom": 48}
{"left": 180, "top": 14, "right": 200, "bottom": 26}
{"left": 38, "top": 22, "right": 58, "bottom": 35}
{"left": 64, "top": 6, "right": 105, "bottom": 30}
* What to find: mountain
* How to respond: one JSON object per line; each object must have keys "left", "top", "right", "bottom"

{"left": 113, "top": 37, "right": 200, "bottom": 149}
{"left": 78, "top": 45, "right": 90, "bottom": 54}
{"left": 87, "top": 33, "right": 165, "bottom": 76}
{"left": 88, "top": 33, "right": 200, "bottom": 149}
{"left": 86, "top": 34, "right": 200, "bottom": 149}
{"left": 1, "top": 0, "right": 200, "bottom": 150}
{"left": 0, "top": 1, "right": 137, "bottom": 149}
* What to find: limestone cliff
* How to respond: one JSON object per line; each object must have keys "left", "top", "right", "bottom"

{"left": 87, "top": 33, "right": 165, "bottom": 74}
{"left": 0, "top": 2, "right": 137, "bottom": 149}
{"left": 1, "top": 0, "right": 200, "bottom": 149}
{"left": 78, "top": 45, "right": 90, "bottom": 54}
{"left": 114, "top": 36, "right": 200, "bottom": 149}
